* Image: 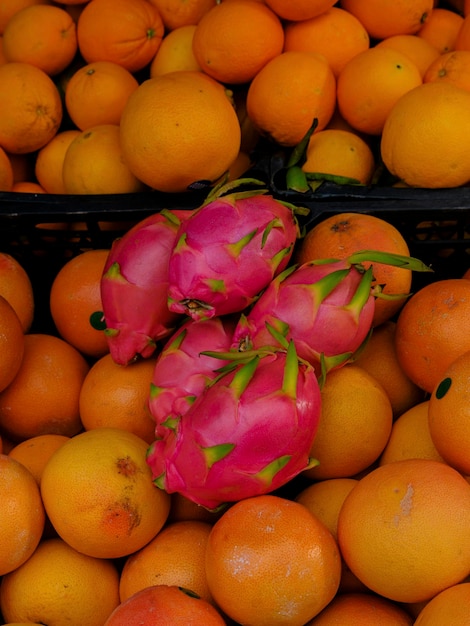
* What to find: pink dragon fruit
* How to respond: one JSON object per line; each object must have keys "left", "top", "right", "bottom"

{"left": 231, "top": 251, "right": 431, "bottom": 377}
{"left": 166, "top": 179, "right": 308, "bottom": 321}
{"left": 100, "top": 208, "right": 192, "bottom": 365}
{"left": 148, "top": 315, "right": 237, "bottom": 439}
{"left": 146, "top": 341, "right": 321, "bottom": 510}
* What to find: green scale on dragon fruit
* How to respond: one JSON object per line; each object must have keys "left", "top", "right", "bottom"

{"left": 146, "top": 341, "right": 321, "bottom": 511}
{"left": 100, "top": 209, "right": 192, "bottom": 366}
{"left": 166, "top": 179, "right": 308, "bottom": 322}
{"left": 231, "top": 251, "right": 433, "bottom": 378}
{"left": 148, "top": 316, "right": 238, "bottom": 440}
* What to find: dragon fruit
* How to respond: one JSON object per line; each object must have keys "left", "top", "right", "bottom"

{"left": 101, "top": 208, "right": 192, "bottom": 365}
{"left": 146, "top": 341, "right": 321, "bottom": 510}
{"left": 166, "top": 179, "right": 308, "bottom": 321}
{"left": 148, "top": 316, "right": 237, "bottom": 439}
{"left": 231, "top": 251, "right": 432, "bottom": 377}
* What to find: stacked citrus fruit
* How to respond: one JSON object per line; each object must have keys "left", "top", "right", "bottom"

{"left": 1, "top": 0, "right": 470, "bottom": 193}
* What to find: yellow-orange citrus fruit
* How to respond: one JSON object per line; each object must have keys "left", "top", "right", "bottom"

{"left": 338, "top": 458, "right": 470, "bottom": 603}
{"left": 375, "top": 34, "right": 440, "bottom": 78}
{"left": 49, "top": 249, "right": 110, "bottom": 358}
{"left": 424, "top": 49, "right": 470, "bottom": 92}
{"left": 381, "top": 81, "right": 470, "bottom": 188}
{"left": 394, "top": 278, "right": 470, "bottom": 393}
{"left": 76, "top": 0, "right": 164, "bottom": 72}
{"left": 339, "top": 0, "right": 434, "bottom": 40}
{"left": 192, "top": 0, "right": 284, "bottom": 84}
{"left": 8, "top": 433, "right": 70, "bottom": 484}
{"left": 150, "top": 25, "right": 202, "bottom": 76}
{"left": 62, "top": 124, "right": 146, "bottom": 194}
{"left": 0, "top": 252, "right": 34, "bottom": 332}
{"left": 10, "top": 181, "right": 46, "bottom": 193}
{"left": 205, "top": 494, "right": 342, "bottom": 625}
{"left": 2, "top": 4, "right": 77, "bottom": 76}
{"left": 0, "top": 454, "right": 45, "bottom": 576}
{"left": 295, "top": 212, "right": 414, "bottom": 328}
{"left": 65, "top": 61, "right": 139, "bottom": 130}
{"left": 414, "top": 582, "right": 470, "bottom": 626}
{"left": 0, "top": 333, "right": 89, "bottom": 442}
{"left": 119, "top": 70, "right": 241, "bottom": 192}
{"left": 379, "top": 400, "right": 445, "bottom": 466}
{"left": 301, "top": 128, "right": 376, "bottom": 185}
{"left": 79, "top": 353, "right": 157, "bottom": 443}
{"left": 265, "top": 0, "right": 336, "bottom": 22}
{"left": 148, "top": 0, "right": 217, "bottom": 31}
{"left": 428, "top": 349, "right": 470, "bottom": 474}
{"left": 417, "top": 7, "right": 464, "bottom": 53}
{"left": 283, "top": 6, "right": 370, "bottom": 77}
{"left": 0, "top": 537, "right": 120, "bottom": 626}
{"left": 337, "top": 46, "right": 423, "bottom": 136}
{"left": 305, "top": 364, "right": 393, "bottom": 480}
{"left": 0, "top": 0, "right": 51, "bottom": 34}
{"left": 0, "top": 62, "right": 62, "bottom": 154}
{"left": 40, "top": 427, "right": 171, "bottom": 559}
{"left": 246, "top": 50, "right": 336, "bottom": 147}
{"left": 104, "top": 585, "right": 227, "bottom": 626}
{"left": 0, "top": 295, "right": 24, "bottom": 393}
{"left": 119, "top": 520, "right": 214, "bottom": 603}
{"left": 35, "top": 129, "right": 81, "bottom": 193}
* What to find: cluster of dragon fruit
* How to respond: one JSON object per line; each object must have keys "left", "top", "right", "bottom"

{"left": 99, "top": 178, "right": 426, "bottom": 511}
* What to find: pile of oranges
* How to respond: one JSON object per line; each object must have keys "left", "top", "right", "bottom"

{"left": 2, "top": 0, "right": 470, "bottom": 194}
{"left": 0, "top": 204, "right": 470, "bottom": 625}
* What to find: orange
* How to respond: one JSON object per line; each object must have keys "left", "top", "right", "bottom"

{"left": 119, "top": 71, "right": 241, "bottom": 193}
{"left": 428, "top": 349, "right": 470, "bottom": 474}
{"left": 301, "top": 128, "right": 376, "bottom": 185}
{"left": 0, "top": 333, "right": 89, "bottom": 442}
{"left": 49, "top": 249, "right": 110, "bottom": 358}
{"left": 76, "top": 0, "right": 164, "bottom": 72}
{"left": 65, "top": 61, "right": 139, "bottom": 131}
{"left": 339, "top": 0, "right": 434, "bottom": 40}
{"left": 337, "top": 458, "right": 470, "bottom": 603}
{"left": 34, "top": 129, "right": 81, "bottom": 193}
{"left": 283, "top": 7, "right": 370, "bottom": 77}
{"left": 306, "top": 592, "right": 414, "bottom": 625}
{"left": 148, "top": 0, "right": 217, "bottom": 31}
{"left": 205, "top": 494, "right": 342, "bottom": 625}
{"left": 2, "top": 4, "right": 77, "bottom": 76}
{"left": 246, "top": 50, "right": 336, "bottom": 147}
{"left": 8, "top": 434, "right": 70, "bottom": 484}
{"left": 0, "top": 454, "right": 45, "bottom": 576}
{"left": 192, "top": 0, "right": 284, "bottom": 84}
{"left": 264, "top": 0, "right": 336, "bottom": 21}
{"left": 414, "top": 582, "right": 470, "bottom": 625}
{"left": 103, "top": 585, "right": 227, "bottom": 626}
{"left": 379, "top": 401, "right": 445, "bottom": 465}
{"left": 0, "top": 62, "right": 62, "bottom": 154}
{"left": 424, "top": 49, "right": 470, "bottom": 91}
{"left": 79, "top": 353, "right": 157, "bottom": 443}
{"left": 0, "top": 145, "right": 13, "bottom": 190}
{"left": 455, "top": 13, "right": 470, "bottom": 49}
{"left": 0, "top": 537, "right": 120, "bottom": 626}
{"left": 0, "top": 295, "right": 24, "bottom": 393}
{"left": 381, "top": 81, "right": 470, "bottom": 188}
{"left": 40, "top": 427, "right": 171, "bottom": 559}
{"left": 0, "top": 252, "right": 34, "bottom": 332}
{"left": 10, "top": 181, "right": 46, "bottom": 193}
{"left": 394, "top": 278, "right": 470, "bottom": 393}
{"left": 375, "top": 34, "right": 440, "bottom": 78}
{"left": 417, "top": 7, "right": 464, "bottom": 53}
{"left": 304, "top": 364, "right": 393, "bottom": 480}
{"left": 295, "top": 478, "right": 359, "bottom": 541}
{"left": 0, "top": 0, "right": 51, "bottom": 34}
{"left": 353, "top": 320, "right": 425, "bottom": 417}
{"left": 150, "top": 24, "right": 202, "bottom": 76}
{"left": 62, "top": 124, "right": 146, "bottom": 194}
{"left": 119, "top": 520, "right": 214, "bottom": 603}
{"left": 296, "top": 212, "right": 414, "bottom": 328}
{"left": 336, "top": 46, "right": 422, "bottom": 136}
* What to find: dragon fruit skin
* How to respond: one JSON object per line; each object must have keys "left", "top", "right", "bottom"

{"left": 231, "top": 258, "right": 376, "bottom": 374}
{"left": 167, "top": 193, "right": 300, "bottom": 321}
{"left": 148, "top": 316, "right": 237, "bottom": 439}
{"left": 101, "top": 209, "right": 193, "bottom": 365}
{"left": 146, "top": 342, "right": 321, "bottom": 510}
